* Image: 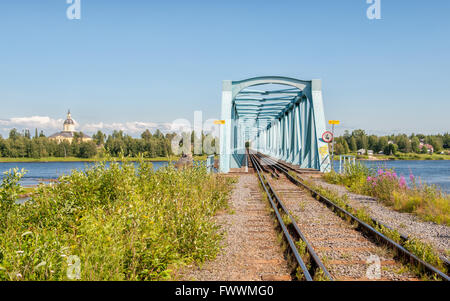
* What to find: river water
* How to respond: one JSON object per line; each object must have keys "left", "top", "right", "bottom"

{"left": 340, "top": 160, "right": 450, "bottom": 193}
{"left": 0, "top": 160, "right": 449, "bottom": 193}
{"left": 0, "top": 161, "right": 168, "bottom": 187}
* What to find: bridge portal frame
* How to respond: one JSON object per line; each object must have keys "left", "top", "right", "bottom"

{"left": 219, "top": 76, "right": 330, "bottom": 173}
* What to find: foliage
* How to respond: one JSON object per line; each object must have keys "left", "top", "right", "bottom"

{"left": 0, "top": 159, "right": 233, "bottom": 280}
{"left": 296, "top": 175, "right": 447, "bottom": 276}
{"left": 323, "top": 165, "right": 450, "bottom": 225}
{"left": 332, "top": 130, "right": 450, "bottom": 156}
{"left": 0, "top": 129, "right": 218, "bottom": 160}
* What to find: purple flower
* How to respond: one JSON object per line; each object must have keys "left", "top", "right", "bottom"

{"left": 409, "top": 174, "right": 415, "bottom": 182}
{"left": 378, "top": 169, "right": 383, "bottom": 176}
{"left": 399, "top": 176, "right": 407, "bottom": 188}
{"left": 393, "top": 172, "right": 398, "bottom": 179}
{"left": 367, "top": 176, "right": 372, "bottom": 182}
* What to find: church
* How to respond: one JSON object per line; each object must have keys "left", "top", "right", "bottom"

{"left": 48, "top": 110, "right": 92, "bottom": 143}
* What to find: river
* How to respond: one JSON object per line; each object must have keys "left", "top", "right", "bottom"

{"left": 341, "top": 160, "right": 450, "bottom": 193}
{"left": 0, "top": 160, "right": 449, "bottom": 193}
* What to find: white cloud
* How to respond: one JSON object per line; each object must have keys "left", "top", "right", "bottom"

{"left": 0, "top": 116, "right": 191, "bottom": 137}
{"left": 0, "top": 116, "right": 65, "bottom": 129}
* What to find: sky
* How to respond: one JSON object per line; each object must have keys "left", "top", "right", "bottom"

{"left": 0, "top": 0, "right": 449, "bottom": 137}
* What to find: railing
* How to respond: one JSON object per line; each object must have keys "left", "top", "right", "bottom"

{"left": 339, "top": 155, "right": 356, "bottom": 174}
{"left": 206, "top": 155, "right": 215, "bottom": 173}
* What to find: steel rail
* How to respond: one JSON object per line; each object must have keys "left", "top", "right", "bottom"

{"left": 248, "top": 151, "right": 333, "bottom": 281}
{"left": 256, "top": 152, "right": 450, "bottom": 272}
{"left": 253, "top": 151, "right": 450, "bottom": 281}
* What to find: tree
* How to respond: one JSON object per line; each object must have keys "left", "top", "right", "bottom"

{"left": 349, "top": 137, "right": 357, "bottom": 152}
{"left": 429, "top": 137, "right": 443, "bottom": 152}
{"left": 396, "top": 135, "right": 411, "bottom": 153}
{"left": 77, "top": 142, "right": 97, "bottom": 158}
{"left": 92, "top": 130, "right": 106, "bottom": 146}
{"left": 411, "top": 136, "right": 420, "bottom": 153}
{"left": 368, "top": 135, "right": 378, "bottom": 151}
{"left": 8, "top": 129, "right": 21, "bottom": 140}
{"left": 384, "top": 143, "right": 398, "bottom": 155}
{"left": 141, "top": 129, "right": 152, "bottom": 141}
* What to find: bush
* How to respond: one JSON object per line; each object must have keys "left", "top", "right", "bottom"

{"left": 0, "top": 159, "right": 233, "bottom": 280}
{"left": 323, "top": 165, "right": 450, "bottom": 225}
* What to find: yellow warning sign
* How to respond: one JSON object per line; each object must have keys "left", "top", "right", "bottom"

{"left": 214, "top": 120, "right": 225, "bottom": 125}
{"left": 328, "top": 120, "right": 340, "bottom": 125}
{"left": 319, "top": 145, "right": 328, "bottom": 157}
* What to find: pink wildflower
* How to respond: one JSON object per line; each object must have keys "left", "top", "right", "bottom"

{"left": 399, "top": 176, "right": 407, "bottom": 188}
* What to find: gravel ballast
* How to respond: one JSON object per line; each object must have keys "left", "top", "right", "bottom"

{"left": 304, "top": 175, "right": 450, "bottom": 262}
{"left": 177, "top": 174, "right": 291, "bottom": 281}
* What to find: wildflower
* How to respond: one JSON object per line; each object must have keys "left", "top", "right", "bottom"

{"left": 409, "top": 174, "right": 415, "bottom": 182}
{"left": 378, "top": 169, "right": 383, "bottom": 175}
{"left": 367, "top": 176, "right": 372, "bottom": 182}
{"left": 399, "top": 176, "right": 407, "bottom": 188}
{"left": 393, "top": 172, "right": 398, "bottom": 179}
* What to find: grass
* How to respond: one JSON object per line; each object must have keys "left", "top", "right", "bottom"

{"left": 0, "top": 155, "right": 212, "bottom": 163}
{"left": 323, "top": 164, "right": 450, "bottom": 226}
{"left": 0, "top": 157, "right": 233, "bottom": 281}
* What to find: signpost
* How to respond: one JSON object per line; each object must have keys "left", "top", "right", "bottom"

{"left": 322, "top": 131, "right": 333, "bottom": 143}
{"left": 328, "top": 120, "right": 340, "bottom": 171}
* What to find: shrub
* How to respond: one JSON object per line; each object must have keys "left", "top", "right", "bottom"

{"left": 0, "top": 159, "right": 233, "bottom": 280}
{"left": 323, "top": 165, "right": 450, "bottom": 225}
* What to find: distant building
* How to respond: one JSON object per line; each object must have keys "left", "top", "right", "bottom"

{"left": 357, "top": 149, "right": 366, "bottom": 155}
{"left": 419, "top": 142, "right": 434, "bottom": 153}
{"left": 367, "top": 150, "right": 374, "bottom": 155}
{"left": 48, "top": 110, "right": 92, "bottom": 144}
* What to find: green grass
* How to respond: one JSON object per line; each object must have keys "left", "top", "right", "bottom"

{"left": 0, "top": 155, "right": 212, "bottom": 163}
{"left": 290, "top": 174, "right": 447, "bottom": 277}
{"left": 323, "top": 164, "right": 450, "bottom": 226}
{"left": 0, "top": 158, "right": 233, "bottom": 281}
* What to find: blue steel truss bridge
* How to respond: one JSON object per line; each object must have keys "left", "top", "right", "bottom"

{"left": 219, "top": 76, "right": 330, "bottom": 173}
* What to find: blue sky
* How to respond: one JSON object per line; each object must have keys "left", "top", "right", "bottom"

{"left": 0, "top": 0, "right": 449, "bottom": 137}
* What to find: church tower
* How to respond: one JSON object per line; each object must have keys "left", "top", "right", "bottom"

{"left": 63, "top": 110, "right": 75, "bottom": 132}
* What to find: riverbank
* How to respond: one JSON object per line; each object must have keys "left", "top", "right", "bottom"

{"left": 0, "top": 155, "right": 211, "bottom": 163}
{"left": 343, "top": 152, "right": 450, "bottom": 161}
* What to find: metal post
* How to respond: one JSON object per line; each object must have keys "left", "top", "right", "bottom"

{"left": 331, "top": 124, "right": 335, "bottom": 171}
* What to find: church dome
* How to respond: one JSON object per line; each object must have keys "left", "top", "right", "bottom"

{"left": 64, "top": 110, "right": 74, "bottom": 125}
{"left": 64, "top": 118, "right": 74, "bottom": 125}
{"left": 63, "top": 110, "right": 75, "bottom": 132}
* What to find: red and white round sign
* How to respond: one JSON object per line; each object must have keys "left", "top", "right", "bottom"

{"left": 322, "top": 131, "right": 333, "bottom": 143}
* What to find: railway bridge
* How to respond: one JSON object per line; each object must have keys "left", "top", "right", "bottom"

{"left": 219, "top": 76, "right": 331, "bottom": 173}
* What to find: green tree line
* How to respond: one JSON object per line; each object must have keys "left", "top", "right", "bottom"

{"left": 332, "top": 130, "right": 450, "bottom": 156}
{"left": 0, "top": 128, "right": 216, "bottom": 159}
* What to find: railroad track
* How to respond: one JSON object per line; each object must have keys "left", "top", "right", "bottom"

{"left": 248, "top": 150, "right": 449, "bottom": 281}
